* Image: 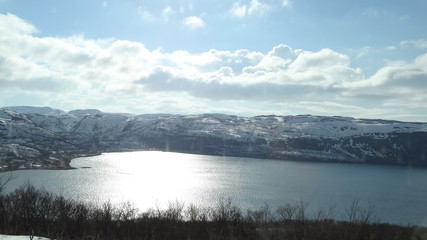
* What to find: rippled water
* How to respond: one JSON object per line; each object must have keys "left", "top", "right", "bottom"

{"left": 1, "top": 151, "right": 427, "bottom": 226}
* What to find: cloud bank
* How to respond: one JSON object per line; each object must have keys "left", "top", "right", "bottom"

{"left": 0, "top": 13, "right": 426, "bottom": 121}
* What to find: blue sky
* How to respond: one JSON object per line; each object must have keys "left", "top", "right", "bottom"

{"left": 1, "top": 0, "right": 427, "bottom": 121}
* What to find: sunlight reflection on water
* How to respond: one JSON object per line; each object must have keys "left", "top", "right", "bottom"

{"left": 71, "top": 151, "right": 218, "bottom": 209}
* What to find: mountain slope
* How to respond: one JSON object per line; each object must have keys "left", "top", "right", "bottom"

{"left": 1, "top": 107, "right": 426, "bottom": 170}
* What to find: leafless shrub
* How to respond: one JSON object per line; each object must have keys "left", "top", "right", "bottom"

{"left": 116, "top": 201, "right": 138, "bottom": 221}
{"left": 211, "top": 197, "right": 242, "bottom": 223}
{"left": 164, "top": 200, "right": 185, "bottom": 221}
{"left": 246, "top": 203, "right": 272, "bottom": 224}
{"left": 276, "top": 203, "right": 296, "bottom": 222}
{"left": 0, "top": 182, "right": 422, "bottom": 240}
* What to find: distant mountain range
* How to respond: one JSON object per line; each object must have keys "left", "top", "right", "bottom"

{"left": 1, "top": 106, "right": 427, "bottom": 170}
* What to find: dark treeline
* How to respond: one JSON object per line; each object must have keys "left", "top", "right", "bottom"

{"left": 0, "top": 177, "right": 426, "bottom": 240}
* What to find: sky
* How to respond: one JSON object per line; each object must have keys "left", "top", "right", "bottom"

{"left": 0, "top": 0, "right": 427, "bottom": 121}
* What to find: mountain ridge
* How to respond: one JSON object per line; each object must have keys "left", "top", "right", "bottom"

{"left": 1, "top": 106, "right": 426, "bottom": 171}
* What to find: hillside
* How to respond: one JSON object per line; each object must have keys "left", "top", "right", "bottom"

{"left": 1, "top": 106, "right": 427, "bottom": 170}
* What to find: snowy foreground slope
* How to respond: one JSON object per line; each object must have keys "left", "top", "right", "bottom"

{"left": 1, "top": 106, "right": 427, "bottom": 170}
{"left": 0, "top": 235, "right": 49, "bottom": 240}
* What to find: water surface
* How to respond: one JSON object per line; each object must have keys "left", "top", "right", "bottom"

{"left": 1, "top": 151, "right": 427, "bottom": 226}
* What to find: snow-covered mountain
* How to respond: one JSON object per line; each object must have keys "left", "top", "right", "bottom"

{"left": 1, "top": 107, "right": 427, "bottom": 170}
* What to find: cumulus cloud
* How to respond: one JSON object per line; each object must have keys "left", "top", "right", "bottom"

{"left": 339, "top": 53, "right": 427, "bottom": 110}
{"left": 0, "top": 13, "right": 37, "bottom": 36}
{"left": 183, "top": 16, "right": 205, "bottom": 29}
{"left": 1, "top": 13, "right": 427, "bottom": 121}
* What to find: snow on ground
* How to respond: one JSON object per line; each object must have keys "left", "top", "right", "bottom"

{"left": 0, "top": 235, "right": 50, "bottom": 240}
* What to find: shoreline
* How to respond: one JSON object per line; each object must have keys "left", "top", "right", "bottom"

{"left": 0, "top": 152, "right": 102, "bottom": 173}
{"left": 2, "top": 148, "right": 427, "bottom": 172}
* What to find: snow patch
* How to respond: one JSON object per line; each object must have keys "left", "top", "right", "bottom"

{"left": 0, "top": 235, "right": 50, "bottom": 240}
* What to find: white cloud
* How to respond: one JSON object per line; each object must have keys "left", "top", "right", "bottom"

{"left": 183, "top": 16, "right": 205, "bottom": 29}
{"left": 1, "top": 13, "right": 427, "bottom": 121}
{"left": 229, "top": 0, "right": 274, "bottom": 18}
{"left": 102, "top": 1, "right": 108, "bottom": 8}
{"left": 0, "top": 13, "right": 37, "bottom": 36}
{"left": 138, "top": 7, "right": 155, "bottom": 21}
{"left": 230, "top": 2, "right": 247, "bottom": 18}
{"left": 162, "top": 6, "right": 174, "bottom": 22}
{"left": 400, "top": 39, "right": 427, "bottom": 49}
{"left": 248, "top": 0, "right": 271, "bottom": 15}
{"left": 340, "top": 54, "right": 427, "bottom": 110}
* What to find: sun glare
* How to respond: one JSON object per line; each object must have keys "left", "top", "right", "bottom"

{"left": 97, "top": 151, "right": 207, "bottom": 209}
